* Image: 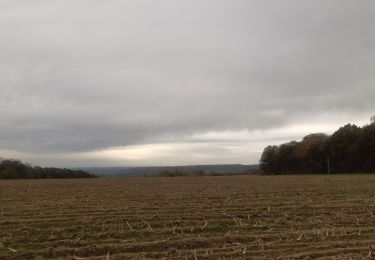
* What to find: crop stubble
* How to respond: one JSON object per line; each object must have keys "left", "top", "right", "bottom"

{"left": 1, "top": 175, "right": 375, "bottom": 259}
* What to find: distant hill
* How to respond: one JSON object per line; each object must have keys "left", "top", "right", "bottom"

{"left": 0, "top": 159, "right": 96, "bottom": 179}
{"left": 77, "top": 164, "right": 259, "bottom": 177}
{"left": 76, "top": 167, "right": 133, "bottom": 176}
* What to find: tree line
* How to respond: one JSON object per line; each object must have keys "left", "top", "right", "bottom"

{"left": 260, "top": 118, "right": 375, "bottom": 174}
{"left": 155, "top": 168, "right": 205, "bottom": 177}
{"left": 0, "top": 159, "right": 96, "bottom": 179}
{"left": 151, "top": 167, "right": 258, "bottom": 177}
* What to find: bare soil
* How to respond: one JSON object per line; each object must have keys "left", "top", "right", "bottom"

{"left": 1, "top": 175, "right": 375, "bottom": 259}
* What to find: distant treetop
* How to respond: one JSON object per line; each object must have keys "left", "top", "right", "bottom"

{"left": 260, "top": 117, "right": 375, "bottom": 174}
{"left": 0, "top": 159, "right": 96, "bottom": 179}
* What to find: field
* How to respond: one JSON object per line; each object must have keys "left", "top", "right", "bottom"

{"left": 1, "top": 175, "right": 375, "bottom": 259}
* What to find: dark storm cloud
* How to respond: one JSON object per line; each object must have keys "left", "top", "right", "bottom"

{"left": 0, "top": 0, "right": 374, "bottom": 164}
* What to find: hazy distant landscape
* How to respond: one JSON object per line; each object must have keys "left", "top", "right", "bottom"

{"left": 77, "top": 164, "right": 259, "bottom": 177}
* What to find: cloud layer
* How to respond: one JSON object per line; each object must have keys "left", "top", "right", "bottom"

{"left": 1, "top": 0, "right": 374, "bottom": 166}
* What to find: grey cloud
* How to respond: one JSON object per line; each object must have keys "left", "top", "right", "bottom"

{"left": 0, "top": 0, "right": 374, "bottom": 164}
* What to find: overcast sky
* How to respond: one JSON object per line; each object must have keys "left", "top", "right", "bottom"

{"left": 1, "top": 0, "right": 374, "bottom": 167}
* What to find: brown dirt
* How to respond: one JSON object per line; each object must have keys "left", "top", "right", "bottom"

{"left": 1, "top": 175, "right": 375, "bottom": 259}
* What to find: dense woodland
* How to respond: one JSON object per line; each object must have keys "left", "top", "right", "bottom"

{"left": 0, "top": 159, "right": 95, "bottom": 179}
{"left": 260, "top": 118, "right": 375, "bottom": 174}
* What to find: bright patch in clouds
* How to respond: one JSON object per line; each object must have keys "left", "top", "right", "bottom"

{"left": 4, "top": 116, "right": 371, "bottom": 167}
{"left": 0, "top": 1, "right": 374, "bottom": 166}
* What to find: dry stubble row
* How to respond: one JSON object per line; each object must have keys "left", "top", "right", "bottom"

{"left": 1, "top": 175, "right": 375, "bottom": 259}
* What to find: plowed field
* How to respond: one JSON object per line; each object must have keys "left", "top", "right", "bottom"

{"left": 1, "top": 175, "right": 375, "bottom": 259}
